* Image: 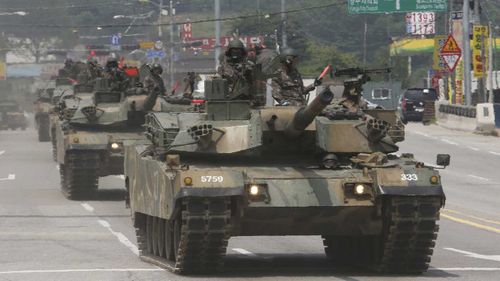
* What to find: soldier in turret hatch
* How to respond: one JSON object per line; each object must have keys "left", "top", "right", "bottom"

{"left": 144, "top": 63, "right": 166, "bottom": 96}
{"left": 271, "top": 48, "right": 321, "bottom": 106}
{"left": 217, "top": 39, "right": 255, "bottom": 99}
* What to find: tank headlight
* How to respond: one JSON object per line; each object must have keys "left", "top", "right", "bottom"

{"left": 354, "top": 184, "right": 365, "bottom": 195}
{"left": 249, "top": 185, "right": 260, "bottom": 196}
{"left": 111, "top": 142, "right": 120, "bottom": 150}
{"left": 430, "top": 175, "right": 439, "bottom": 184}
{"left": 183, "top": 177, "right": 193, "bottom": 186}
{"left": 73, "top": 137, "right": 79, "bottom": 143}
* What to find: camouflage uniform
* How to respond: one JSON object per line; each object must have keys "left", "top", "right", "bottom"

{"left": 271, "top": 66, "right": 315, "bottom": 106}
{"left": 271, "top": 48, "right": 316, "bottom": 106}
{"left": 217, "top": 40, "right": 254, "bottom": 100}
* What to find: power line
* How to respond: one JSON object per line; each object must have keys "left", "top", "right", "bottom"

{"left": 0, "top": 2, "right": 344, "bottom": 29}
{"left": 0, "top": 1, "right": 134, "bottom": 11}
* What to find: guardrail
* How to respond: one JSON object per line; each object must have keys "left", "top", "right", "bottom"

{"left": 438, "top": 104, "right": 476, "bottom": 118}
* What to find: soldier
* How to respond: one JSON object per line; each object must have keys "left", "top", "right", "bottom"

{"left": 217, "top": 40, "right": 254, "bottom": 99}
{"left": 144, "top": 63, "right": 166, "bottom": 96}
{"left": 104, "top": 56, "right": 127, "bottom": 91}
{"left": 182, "top": 72, "right": 198, "bottom": 99}
{"left": 87, "top": 57, "right": 103, "bottom": 80}
{"left": 271, "top": 48, "right": 320, "bottom": 106}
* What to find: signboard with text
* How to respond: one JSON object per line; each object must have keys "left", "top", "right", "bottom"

{"left": 472, "top": 25, "right": 489, "bottom": 78}
{"left": 406, "top": 12, "right": 435, "bottom": 35}
{"left": 348, "top": 0, "right": 447, "bottom": 14}
{"left": 183, "top": 36, "right": 264, "bottom": 51}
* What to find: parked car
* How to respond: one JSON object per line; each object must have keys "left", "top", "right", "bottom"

{"left": 398, "top": 88, "right": 438, "bottom": 123}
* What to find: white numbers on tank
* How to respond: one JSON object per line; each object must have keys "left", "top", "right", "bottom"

{"left": 401, "top": 174, "right": 418, "bottom": 181}
{"left": 201, "top": 176, "right": 224, "bottom": 183}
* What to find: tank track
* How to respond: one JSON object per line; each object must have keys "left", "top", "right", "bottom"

{"left": 376, "top": 196, "right": 441, "bottom": 273}
{"left": 51, "top": 129, "right": 57, "bottom": 161}
{"left": 135, "top": 197, "right": 232, "bottom": 274}
{"left": 323, "top": 196, "right": 441, "bottom": 274}
{"left": 60, "top": 152, "right": 99, "bottom": 200}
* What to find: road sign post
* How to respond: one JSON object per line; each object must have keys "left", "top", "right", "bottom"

{"left": 440, "top": 34, "right": 462, "bottom": 72}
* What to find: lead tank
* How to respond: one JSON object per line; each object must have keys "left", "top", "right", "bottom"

{"left": 125, "top": 71, "right": 449, "bottom": 274}
{"left": 56, "top": 69, "right": 189, "bottom": 200}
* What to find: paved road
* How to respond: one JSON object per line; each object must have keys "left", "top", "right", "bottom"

{"left": 0, "top": 124, "right": 500, "bottom": 281}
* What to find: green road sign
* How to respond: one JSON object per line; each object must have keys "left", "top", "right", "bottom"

{"left": 348, "top": 0, "right": 447, "bottom": 14}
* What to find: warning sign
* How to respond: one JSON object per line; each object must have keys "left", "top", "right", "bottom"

{"left": 439, "top": 34, "right": 461, "bottom": 72}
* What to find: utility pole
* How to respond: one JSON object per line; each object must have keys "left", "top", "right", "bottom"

{"left": 462, "top": 0, "right": 472, "bottom": 105}
{"left": 215, "top": 0, "right": 221, "bottom": 70}
{"left": 158, "top": 0, "right": 163, "bottom": 38}
{"left": 488, "top": 21, "right": 494, "bottom": 103}
{"left": 169, "top": 0, "right": 174, "bottom": 87}
{"left": 281, "top": 0, "right": 287, "bottom": 49}
{"left": 363, "top": 19, "right": 367, "bottom": 67}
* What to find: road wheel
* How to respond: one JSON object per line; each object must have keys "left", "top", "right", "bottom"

{"left": 146, "top": 215, "right": 154, "bottom": 254}
{"left": 165, "top": 220, "right": 175, "bottom": 261}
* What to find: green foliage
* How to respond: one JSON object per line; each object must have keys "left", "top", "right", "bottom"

{"left": 299, "top": 41, "right": 359, "bottom": 77}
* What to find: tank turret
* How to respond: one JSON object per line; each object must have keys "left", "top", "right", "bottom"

{"left": 285, "top": 88, "right": 333, "bottom": 138}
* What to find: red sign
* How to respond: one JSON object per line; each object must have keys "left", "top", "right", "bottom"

{"left": 183, "top": 36, "right": 264, "bottom": 50}
{"left": 180, "top": 23, "right": 192, "bottom": 40}
{"left": 439, "top": 34, "right": 462, "bottom": 72}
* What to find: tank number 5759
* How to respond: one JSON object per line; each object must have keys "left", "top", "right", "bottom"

{"left": 201, "top": 176, "right": 224, "bottom": 183}
{"left": 401, "top": 174, "right": 418, "bottom": 181}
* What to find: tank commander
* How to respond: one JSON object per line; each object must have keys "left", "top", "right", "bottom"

{"left": 144, "top": 63, "right": 166, "bottom": 96}
{"left": 217, "top": 39, "right": 255, "bottom": 99}
{"left": 271, "top": 48, "right": 321, "bottom": 106}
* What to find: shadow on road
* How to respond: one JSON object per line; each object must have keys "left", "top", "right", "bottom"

{"left": 91, "top": 188, "right": 127, "bottom": 201}
{"left": 186, "top": 253, "right": 460, "bottom": 278}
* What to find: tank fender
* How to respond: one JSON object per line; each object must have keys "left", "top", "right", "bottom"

{"left": 373, "top": 167, "right": 445, "bottom": 197}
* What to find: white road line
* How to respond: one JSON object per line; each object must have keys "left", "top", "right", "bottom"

{"left": 0, "top": 268, "right": 163, "bottom": 275}
{"left": 414, "top": 131, "right": 431, "bottom": 138}
{"left": 467, "top": 175, "right": 490, "bottom": 181}
{"left": 489, "top": 151, "right": 500, "bottom": 156}
{"left": 98, "top": 219, "right": 139, "bottom": 255}
{"left": 444, "top": 248, "right": 500, "bottom": 262}
{"left": 467, "top": 146, "right": 480, "bottom": 151}
{"left": 80, "top": 203, "right": 94, "bottom": 213}
{"left": 55, "top": 165, "right": 60, "bottom": 171}
{"left": 232, "top": 248, "right": 258, "bottom": 257}
{"left": 430, "top": 268, "right": 500, "bottom": 271}
{"left": 0, "top": 150, "right": 5, "bottom": 156}
{"left": 115, "top": 175, "right": 126, "bottom": 180}
{"left": 0, "top": 174, "right": 15, "bottom": 181}
{"left": 440, "top": 138, "right": 459, "bottom": 145}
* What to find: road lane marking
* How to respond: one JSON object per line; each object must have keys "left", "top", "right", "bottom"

{"left": 98, "top": 219, "right": 139, "bottom": 255}
{"left": 441, "top": 213, "right": 500, "bottom": 234}
{"left": 440, "top": 138, "right": 459, "bottom": 145}
{"left": 467, "top": 146, "right": 480, "bottom": 151}
{"left": 0, "top": 150, "right": 5, "bottom": 156}
{"left": 467, "top": 174, "right": 490, "bottom": 181}
{"left": 0, "top": 268, "right": 163, "bottom": 275}
{"left": 489, "top": 151, "right": 500, "bottom": 156}
{"left": 414, "top": 131, "right": 431, "bottom": 138}
{"left": 55, "top": 165, "right": 60, "bottom": 171}
{"left": 444, "top": 248, "right": 500, "bottom": 262}
{"left": 0, "top": 174, "right": 15, "bottom": 181}
{"left": 430, "top": 268, "right": 500, "bottom": 271}
{"left": 80, "top": 203, "right": 94, "bottom": 213}
{"left": 443, "top": 209, "right": 500, "bottom": 226}
{"left": 232, "top": 248, "right": 258, "bottom": 257}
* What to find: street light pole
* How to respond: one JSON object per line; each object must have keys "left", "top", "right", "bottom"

{"left": 462, "top": 0, "right": 472, "bottom": 105}
{"left": 169, "top": 0, "right": 174, "bottom": 88}
{"left": 281, "top": 0, "right": 287, "bottom": 49}
{"left": 215, "top": 0, "right": 221, "bottom": 70}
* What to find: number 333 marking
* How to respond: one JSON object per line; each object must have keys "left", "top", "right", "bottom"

{"left": 401, "top": 174, "right": 418, "bottom": 181}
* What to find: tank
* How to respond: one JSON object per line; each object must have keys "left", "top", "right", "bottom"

{"left": 0, "top": 100, "right": 27, "bottom": 130}
{"left": 124, "top": 71, "right": 449, "bottom": 274}
{"left": 54, "top": 67, "right": 191, "bottom": 200}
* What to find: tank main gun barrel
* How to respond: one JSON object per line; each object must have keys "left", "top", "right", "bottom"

{"left": 285, "top": 88, "right": 333, "bottom": 138}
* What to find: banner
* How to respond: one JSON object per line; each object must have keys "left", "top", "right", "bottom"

{"left": 472, "top": 25, "right": 489, "bottom": 78}
{"left": 433, "top": 35, "right": 447, "bottom": 70}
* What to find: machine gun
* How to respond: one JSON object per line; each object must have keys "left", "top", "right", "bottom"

{"left": 334, "top": 67, "right": 391, "bottom": 108}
